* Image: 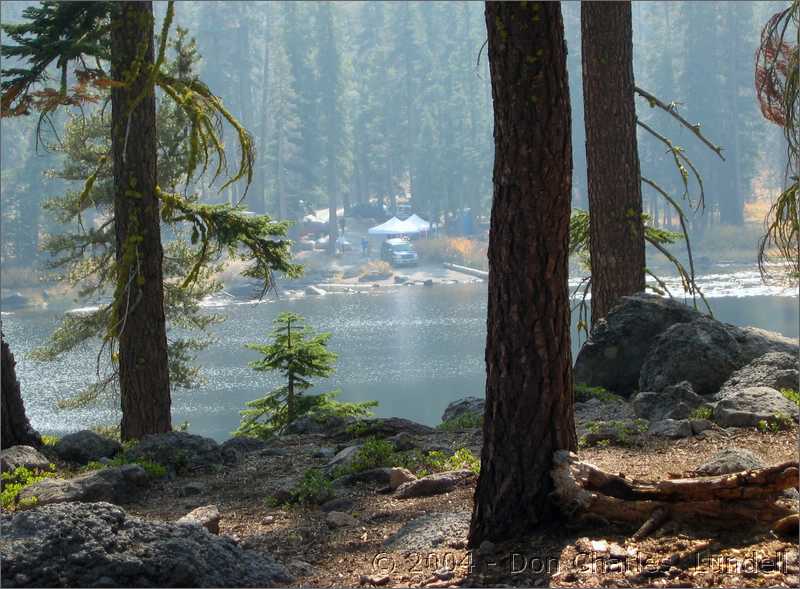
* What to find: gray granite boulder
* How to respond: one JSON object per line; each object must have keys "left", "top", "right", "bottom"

{"left": 574, "top": 294, "right": 701, "bottom": 397}
{"left": 16, "top": 464, "right": 148, "bottom": 507}
{"left": 53, "top": 431, "right": 121, "bottom": 465}
{"left": 395, "top": 470, "right": 475, "bottom": 499}
{"left": 632, "top": 381, "right": 708, "bottom": 421}
{"left": 1, "top": 446, "right": 52, "bottom": 473}
{"left": 126, "top": 431, "right": 222, "bottom": 474}
{"left": 718, "top": 352, "right": 799, "bottom": 396}
{"left": 639, "top": 318, "right": 743, "bottom": 396}
{"left": 441, "top": 397, "right": 485, "bottom": 424}
{"left": 220, "top": 437, "right": 267, "bottom": 464}
{"left": 647, "top": 419, "right": 693, "bottom": 438}
{"left": 0, "top": 502, "right": 292, "bottom": 587}
{"left": 693, "top": 448, "right": 765, "bottom": 476}
{"left": 713, "top": 386, "right": 798, "bottom": 427}
{"left": 177, "top": 504, "right": 221, "bottom": 535}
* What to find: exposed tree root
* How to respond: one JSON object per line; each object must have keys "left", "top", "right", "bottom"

{"left": 552, "top": 451, "right": 798, "bottom": 533}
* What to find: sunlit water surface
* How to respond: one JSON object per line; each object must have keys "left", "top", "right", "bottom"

{"left": 2, "top": 269, "right": 797, "bottom": 441}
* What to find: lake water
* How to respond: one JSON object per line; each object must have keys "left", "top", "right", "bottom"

{"left": 2, "top": 269, "right": 797, "bottom": 441}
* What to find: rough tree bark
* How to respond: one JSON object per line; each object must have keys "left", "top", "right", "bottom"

{"left": 1, "top": 333, "right": 42, "bottom": 449}
{"left": 111, "top": 1, "right": 172, "bottom": 440}
{"left": 581, "top": 1, "right": 646, "bottom": 324}
{"left": 468, "top": 1, "right": 576, "bottom": 546}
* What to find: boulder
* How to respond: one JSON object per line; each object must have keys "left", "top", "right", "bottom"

{"left": 284, "top": 414, "right": 353, "bottom": 436}
{"left": 632, "top": 381, "right": 708, "bottom": 421}
{"left": 728, "top": 326, "right": 799, "bottom": 366}
{"left": 387, "top": 432, "right": 417, "bottom": 451}
{"left": 1, "top": 446, "right": 52, "bottom": 473}
{"left": 326, "top": 511, "right": 358, "bottom": 528}
{"left": 53, "top": 431, "right": 121, "bottom": 465}
{"left": 690, "top": 419, "right": 714, "bottom": 435}
{"left": 324, "top": 445, "right": 362, "bottom": 476}
{"left": 334, "top": 417, "right": 435, "bottom": 439}
{"left": 180, "top": 481, "right": 207, "bottom": 497}
{"left": 647, "top": 419, "right": 693, "bottom": 438}
{"left": 220, "top": 437, "right": 267, "bottom": 464}
{"left": 718, "top": 352, "right": 799, "bottom": 396}
{"left": 177, "top": 504, "right": 221, "bottom": 535}
{"left": 17, "top": 464, "right": 148, "bottom": 507}
{"left": 693, "top": 448, "right": 765, "bottom": 476}
{"left": 126, "top": 431, "right": 222, "bottom": 474}
{"left": 713, "top": 386, "right": 798, "bottom": 428}
{"left": 389, "top": 467, "right": 417, "bottom": 491}
{"left": 312, "top": 447, "right": 337, "bottom": 460}
{"left": 383, "top": 511, "right": 471, "bottom": 551}
{"left": 0, "top": 502, "right": 292, "bottom": 587}
{"left": 441, "top": 397, "right": 485, "bottom": 424}
{"left": 331, "top": 467, "right": 393, "bottom": 488}
{"left": 639, "top": 318, "right": 743, "bottom": 396}
{"left": 574, "top": 294, "right": 701, "bottom": 397}
{"left": 319, "top": 497, "right": 355, "bottom": 513}
{"left": 395, "top": 470, "right": 475, "bottom": 499}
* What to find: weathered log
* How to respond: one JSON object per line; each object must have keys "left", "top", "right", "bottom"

{"left": 552, "top": 451, "right": 796, "bottom": 530}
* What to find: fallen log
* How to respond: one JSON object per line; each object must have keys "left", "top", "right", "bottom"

{"left": 552, "top": 451, "right": 797, "bottom": 531}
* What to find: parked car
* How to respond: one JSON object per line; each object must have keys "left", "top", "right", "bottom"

{"left": 381, "top": 238, "right": 419, "bottom": 267}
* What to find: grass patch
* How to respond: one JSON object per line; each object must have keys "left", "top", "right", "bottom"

{"left": 1, "top": 465, "right": 56, "bottom": 510}
{"left": 689, "top": 406, "right": 713, "bottom": 420}
{"left": 575, "top": 383, "right": 622, "bottom": 403}
{"left": 82, "top": 454, "right": 167, "bottom": 479}
{"left": 579, "top": 419, "right": 648, "bottom": 448}
{"left": 438, "top": 412, "right": 483, "bottom": 431}
{"left": 40, "top": 435, "right": 60, "bottom": 446}
{"left": 757, "top": 412, "right": 794, "bottom": 433}
{"left": 780, "top": 388, "right": 800, "bottom": 408}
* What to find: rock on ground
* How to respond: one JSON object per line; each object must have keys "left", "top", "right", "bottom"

{"left": 219, "top": 437, "right": 267, "bottom": 464}
{"left": 729, "top": 326, "right": 799, "bottom": 367}
{"left": 383, "top": 511, "right": 470, "bottom": 551}
{"left": 283, "top": 414, "right": 353, "bottom": 436}
{"left": 647, "top": 419, "right": 694, "bottom": 438}
{"left": 632, "top": 381, "right": 708, "bottom": 421}
{"left": 326, "top": 511, "right": 358, "bottom": 528}
{"left": 324, "top": 445, "right": 362, "bottom": 476}
{"left": 1, "top": 446, "right": 52, "bottom": 473}
{"left": 127, "top": 431, "right": 222, "bottom": 473}
{"left": 573, "top": 294, "right": 700, "bottom": 397}
{"left": 331, "top": 467, "right": 392, "bottom": 488}
{"left": 177, "top": 504, "right": 221, "bottom": 534}
{"left": 17, "top": 464, "right": 148, "bottom": 507}
{"left": 395, "top": 470, "right": 475, "bottom": 499}
{"left": 718, "top": 352, "right": 799, "bottom": 397}
{"left": 693, "top": 448, "right": 765, "bottom": 476}
{"left": 53, "top": 431, "right": 121, "bottom": 465}
{"left": 0, "top": 502, "right": 292, "bottom": 588}
{"left": 639, "top": 318, "right": 743, "bottom": 396}
{"left": 441, "top": 397, "right": 485, "bottom": 423}
{"left": 713, "top": 386, "right": 798, "bottom": 428}
{"left": 388, "top": 467, "right": 417, "bottom": 491}
{"left": 331, "top": 417, "right": 435, "bottom": 439}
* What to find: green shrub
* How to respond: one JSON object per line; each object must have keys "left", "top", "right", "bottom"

{"left": 334, "top": 437, "right": 397, "bottom": 477}
{"left": 575, "top": 384, "right": 621, "bottom": 403}
{"left": 40, "top": 435, "right": 60, "bottom": 446}
{"left": 292, "top": 469, "right": 334, "bottom": 505}
{"left": 1, "top": 465, "right": 56, "bottom": 510}
{"left": 393, "top": 447, "right": 480, "bottom": 477}
{"left": 689, "top": 406, "right": 713, "bottom": 420}
{"left": 780, "top": 388, "right": 800, "bottom": 408}
{"left": 757, "top": 413, "right": 794, "bottom": 433}
{"left": 578, "top": 419, "right": 648, "bottom": 448}
{"left": 82, "top": 455, "right": 167, "bottom": 478}
{"left": 438, "top": 412, "right": 483, "bottom": 431}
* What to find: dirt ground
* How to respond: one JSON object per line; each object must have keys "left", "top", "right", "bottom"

{"left": 127, "top": 425, "right": 799, "bottom": 588}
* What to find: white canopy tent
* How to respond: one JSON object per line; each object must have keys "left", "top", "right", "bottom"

{"left": 368, "top": 215, "right": 431, "bottom": 236}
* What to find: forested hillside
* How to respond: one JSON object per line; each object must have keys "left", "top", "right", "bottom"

{"left": 0, "top": 1, "right": 788, "bottom": 270}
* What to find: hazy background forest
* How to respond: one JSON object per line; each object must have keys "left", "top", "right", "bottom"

{"left": 0, "top": 0, "right": 790, "bottom": 276}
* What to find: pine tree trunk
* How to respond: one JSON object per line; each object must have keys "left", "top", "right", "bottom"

{"left": 111, "top": 1, "right": 172, "bottom": 441}
{"left": 581, "top": 1, "right": 646, "bottom": 324}
{"left": 469, "top": 1, "right": 576, "bottom": 546}
{"left": 1, "top": 333, "right": 42, "bottom": 449}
